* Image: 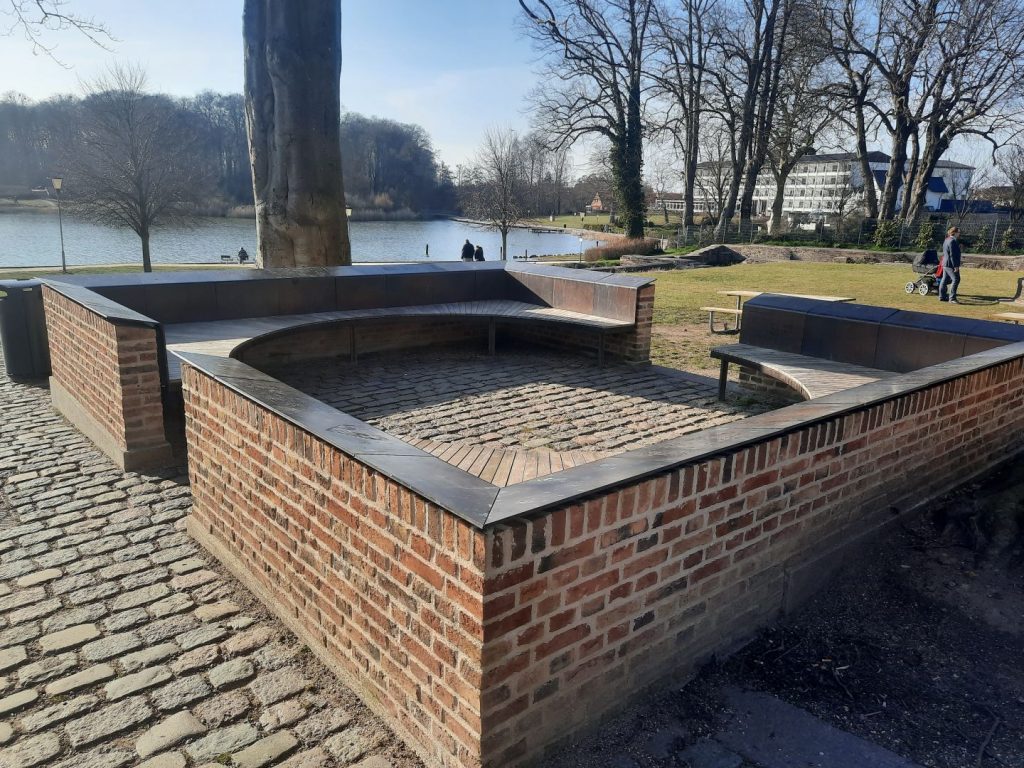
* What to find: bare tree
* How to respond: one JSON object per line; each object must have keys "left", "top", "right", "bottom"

{"left": 244, "top": 0, "right": 350, "bottom": 267}
{"left": 694, "top": 120, "right": 733, "bottom": 225}
{"left": 62, "top": 64, "right": 210, "bottom": 272}
{"left": 463, "top": 128, "right": 527, "bottom": 261}
{"left": 709, "top": 0, "right": 795, "bottom": 236}
{"left": 767, "top": 30, "right": 837, "bottom": 234}
{"left": 901, "top": 0, "right": 1024, "bottom": 220}
{"left": 2, "top": 0, "right": 112, "bottom": 61}
{"left": 645, "top": 141, "right": 680, "bottom": 224}
{"left": 817, "top": 0, "right": 880, "bottom": 218}
{"left": 948, "top": 166, "right": 991, "bottom": 226}
{"left": 519, "top": 0, "right": 655, "bottom": 238}
{"left": 652, "top": 0, "right": 716, "bottom": 227}
{"left": 996, "top": 144, "right": 1024, "bottom": 222}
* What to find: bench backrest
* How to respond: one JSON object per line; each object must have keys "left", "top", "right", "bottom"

{"left": 741, "top": 295, "right": 1024, "bottom": 373}
{"left": 85, "top": 264, "right": 645, "bottom": 326}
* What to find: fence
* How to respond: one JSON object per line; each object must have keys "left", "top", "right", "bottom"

{"left": 664, "top": 213, "right": 1021, "bottom": 254}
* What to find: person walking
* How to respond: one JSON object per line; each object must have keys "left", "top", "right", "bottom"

{"left": 460, "top": 239, "right": 475, "bottom": 261}
{"left": 938, "top": 226, "right": 961, "bottom": 303}
{"left": 473, "top": 244, "right": 485, "bottom": 261}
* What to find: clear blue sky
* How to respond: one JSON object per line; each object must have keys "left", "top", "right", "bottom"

{"left": 0, "top": 0, "right": 537, "bottom": 166}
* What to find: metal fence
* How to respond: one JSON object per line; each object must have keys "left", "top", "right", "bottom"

{"left": 662, "top": 213, "right": 1021, "bottom": 253}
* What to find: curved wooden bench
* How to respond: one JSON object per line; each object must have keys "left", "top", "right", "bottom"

{"left": 164, "top": 299, "right": 634, "bottom": 382}
{"left": 711, "top": 343, "right": 895, "bottom": 400}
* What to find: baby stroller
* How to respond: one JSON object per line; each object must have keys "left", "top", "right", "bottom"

{"left": 905, "top": 248, "right": 943, "bottom": 296}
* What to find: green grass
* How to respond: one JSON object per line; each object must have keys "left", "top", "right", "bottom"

{"left": 643, "top": 261, "right": 1024, "bottom": 373}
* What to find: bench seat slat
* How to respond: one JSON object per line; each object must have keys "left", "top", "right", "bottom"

{"left": 711, "top": 343, "right": 895, "bottom": 400}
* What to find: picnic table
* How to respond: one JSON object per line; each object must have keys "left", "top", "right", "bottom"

{"left": 702, "top": 290, "right": 856, "bottom": 333}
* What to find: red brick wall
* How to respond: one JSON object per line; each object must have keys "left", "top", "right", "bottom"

{"left": 182, "top": 365, "right": 489, "bottom": 768}
{"left": 42, "top": 286, "right": 167, "bottom": 453}
{"left": 237, "top": 319, "right": 490, "bottom": 369}
{"left": 480, "top": 354, "right": 1024, "bottom": 765}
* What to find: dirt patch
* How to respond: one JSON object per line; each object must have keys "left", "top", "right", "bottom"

{"left": 543, "top": 458, "right": 1024, "bottom": 768}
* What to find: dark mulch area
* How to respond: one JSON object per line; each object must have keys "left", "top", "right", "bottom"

{"left": 545, "top": 458, "right": 1024, "bottom": 768}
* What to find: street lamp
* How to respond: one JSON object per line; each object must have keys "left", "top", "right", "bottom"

{"left": 579, "top": 237, "right": 584, "bottom": 263}
{"left": 51, "top": 176, "right": 67, "bottom": 273}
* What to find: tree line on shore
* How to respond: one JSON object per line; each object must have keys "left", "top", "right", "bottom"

{"left": 517, "top": 0, "right": 1024, "bottom": 239}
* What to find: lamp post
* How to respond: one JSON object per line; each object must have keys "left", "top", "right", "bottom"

{"left": 579, "top": 237, "right": 583, "bottom": 263}
{"left": 51, "top": 176, "right": 67, "bottom": 273}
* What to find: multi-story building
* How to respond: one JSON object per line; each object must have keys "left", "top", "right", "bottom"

{"left": 656, "top": 151, "right": 974, "bottom": 220}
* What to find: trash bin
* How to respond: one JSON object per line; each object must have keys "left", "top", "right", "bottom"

{"left": 0, "top": 279, "right": 51, "bottom": 379}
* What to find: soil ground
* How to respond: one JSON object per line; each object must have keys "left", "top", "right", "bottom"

{"left": 544, "top": 456, "right": 1024, "bottom": 768}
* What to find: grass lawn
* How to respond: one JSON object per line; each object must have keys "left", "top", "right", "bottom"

{"left": 644, "top": 260, "right": 1024, "bottom": 374}
{"left": 528, "top": 214, "right": 612, "bottom": 229}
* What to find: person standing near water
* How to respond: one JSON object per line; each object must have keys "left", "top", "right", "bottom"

{"left": 460, "top": 239, "right": 474, "bottom": 261}
{"left": 474, "top": 245, "right": 484, "bottom": 261}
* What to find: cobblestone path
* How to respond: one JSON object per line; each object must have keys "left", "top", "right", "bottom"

{"left": 276, "top": 350, "right": 762, "bottom": 486}
{"left": 0, "top": 355, "right": 419, "bottom": 767}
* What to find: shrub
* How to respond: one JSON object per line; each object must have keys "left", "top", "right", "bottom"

{"left": 914, "top": 220, "right": 938, "bottom": 251}
{"left": 872, "top": 219, "right": 900, "bottom": 249}
{"left": 583, "top": 237, "right": 660, "bottom": 262}
{"left": 1001, "top": 226, "right": 1016, "bottom": 252}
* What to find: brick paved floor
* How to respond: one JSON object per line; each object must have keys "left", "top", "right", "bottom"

{"left": 0, "top": 353, "right": 420, "bottom": 767}
{"left": 274, "top": 349, "right": 764, "bottom": 486}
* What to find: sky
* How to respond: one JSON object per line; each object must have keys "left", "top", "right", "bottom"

{"left": 0, "top": 0, "right": 539, "bottom": 167}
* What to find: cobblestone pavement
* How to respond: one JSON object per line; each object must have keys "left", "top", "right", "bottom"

{"left": 0, "top": 354, "right": 421, "bottom": 767}
{"left": 275, "top": 349, "right": 764, "bottom": 486}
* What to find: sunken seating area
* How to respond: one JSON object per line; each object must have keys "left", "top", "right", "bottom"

{"left": 40, "top": 263, "right": 655, "bottom": 471}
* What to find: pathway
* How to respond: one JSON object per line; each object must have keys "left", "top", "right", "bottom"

{"left": 0, "top": 352, "right": 417, "bottom": 768}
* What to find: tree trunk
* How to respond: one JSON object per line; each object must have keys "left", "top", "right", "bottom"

{"left": 853, "top": 100, "right": 878, "bottom": 219}
{"left": 140, "top": 227, "right": 152, "bottom": 273}
{"left": 501, "top": 228, "right": 508, "bottom": 262}
{"left": 244, "top": 0, "right": 351, "bottom": 268}
{"left": 769, "top": 166, "right": 794, "bottom": 236}
{"left": 879, "top": 121, "right": 910, "bottom": 220}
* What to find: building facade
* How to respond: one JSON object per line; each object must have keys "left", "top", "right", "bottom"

{"left": 657, "top": 152, "right": 974, "bottom": 220}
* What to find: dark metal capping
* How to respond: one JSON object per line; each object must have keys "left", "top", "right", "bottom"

{"left": 177, "top": 339, "right": 1024, "bottom": 530}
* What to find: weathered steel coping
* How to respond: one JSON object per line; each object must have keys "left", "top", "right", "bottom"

{"left": 177, "top": 328, "right": 1024, "bottom": 529}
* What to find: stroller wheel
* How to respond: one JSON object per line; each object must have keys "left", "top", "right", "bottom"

{"left": 905, "top": 281, "right": 917, "bottom": 294}
{"left": 918, "top": 282, "right": 930, "bottom": 296}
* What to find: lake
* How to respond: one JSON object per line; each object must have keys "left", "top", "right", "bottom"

{"left": 0, "top": 212, "right": 606, "bottom": 268}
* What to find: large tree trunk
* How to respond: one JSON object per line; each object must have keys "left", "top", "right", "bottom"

{"left": 879, "top": 121, "right": 911, "bottom": 220}
{"left": 853, "top": 99, "right": 878, "bottom": 219}
{"left": 244, "top": 0, "right": 351, "bottom": 268}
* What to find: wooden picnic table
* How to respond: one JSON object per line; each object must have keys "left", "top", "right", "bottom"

{"left": 702, "top": 291, "right": 857, "bottom": 334}
{"left": 719, "top": 290, "right": 857, "bottom": 310}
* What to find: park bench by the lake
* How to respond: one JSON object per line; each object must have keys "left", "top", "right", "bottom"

{"left": 713, "top": 294, "right": 1024, "bottom": 402}
{"left": 702, "top": 289, "right": 855, "bottom": 333}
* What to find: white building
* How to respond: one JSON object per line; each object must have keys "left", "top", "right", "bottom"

{"left": 657, "top": 152, "right": 974, "bottom": 220}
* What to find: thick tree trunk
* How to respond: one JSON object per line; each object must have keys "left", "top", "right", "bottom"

{"left": 906, "top": 131, "right": 949, "bottom": 223}
{"left": 853, "top": 102, "right": 878, "bottom": 219}
{"left": 769, "top": 165, "right": 794, "bottom": 235}
{"left": 244, "top": 0, "right": 351, "bottom": 268}
{"left": 879, "top": 122, "right": 910, "bottom": 220}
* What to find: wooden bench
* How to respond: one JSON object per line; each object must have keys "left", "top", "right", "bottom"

{"left": 992, "top": 311, "right": 1024, "bottom": 324}
{"left": 711, "top": 343, "right": 894, "bottom": 400}
{"left": 163, "top": 299, "right": 633, "bottom": 382}
{"left": 700, "top": 306, "right": 743, "bottom": 333}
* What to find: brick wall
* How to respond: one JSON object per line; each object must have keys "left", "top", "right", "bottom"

{"left": 237, "top": 319, "right": 490, "bottom": 369}
{"left": 182, "top": 365, "right": 489, "bottom": 768}
{"left": 42, "top": 286, "right": 168, "bottom": 464}
{"left": 479, "top": 354, "right": 1024, "bottom": 765}
{"left": 737, "top": 366, "right": 803, "bottom": 405}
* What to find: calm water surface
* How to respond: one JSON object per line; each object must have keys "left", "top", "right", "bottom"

{"left": 0, "top": 212, "right": 605, "bottom": 268}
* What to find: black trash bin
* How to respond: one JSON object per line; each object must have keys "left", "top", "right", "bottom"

{"left": 0, "top": 279, "right": 51, "bottom": 379}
